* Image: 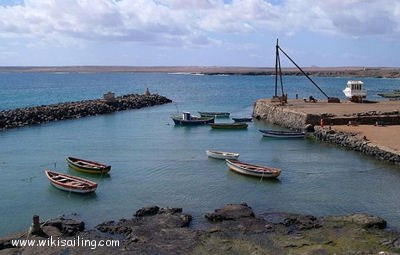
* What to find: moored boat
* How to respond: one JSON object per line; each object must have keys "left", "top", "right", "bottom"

{"left": 45, "top": 170, "right": 98, "bottom": 193}
{"left": 67, "top": 157, "right": 111, "bottom": 174}
{"left": 206, "top": 150, "right": 239, "bottom": 160}
{"left": 343, "top": 80, "right": 366, "bottom": 102}
{"left": 232, "top": 117, "right": 252, "bottom": 122}
{"left": 225, "top": 159, "right": 281, "bottom": 178}
{"left": 171, "top": 112, "right": 214, "bottom": 126}
{"left": 198, "top": 111, "right": 230, "bottom": 118}
{"left": 210, "top": 122, "right": 248, "bottom": 129}
{"left": 259, "top": 129, "right": 305, "bottom": 138}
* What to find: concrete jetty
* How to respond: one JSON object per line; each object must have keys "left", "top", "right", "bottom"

{"left": 253, "top": 99, "right": 400, "bottom": 164}
{"left": 0, "top": 93, "right": 172, "bottom": 131}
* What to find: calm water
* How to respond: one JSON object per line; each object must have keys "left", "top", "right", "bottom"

{"left": 0, "top": 72, "right": 400, "bottom": 235}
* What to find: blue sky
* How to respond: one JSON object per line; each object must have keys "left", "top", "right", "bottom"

{"left": 0, "top": 0, "right": 399, "bottom": 67}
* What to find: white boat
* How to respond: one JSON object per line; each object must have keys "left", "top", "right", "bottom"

{"left": 45, "top": 170, "right": 98, "bottom": 193}
{"left": 343, "top": 80, "right": 366, "bottom": 100}
{"left": 225, "top": 159, "right": 281, "bottom": 179}
{"left": 206, "top": 150, "right": 239, "bottom": 160}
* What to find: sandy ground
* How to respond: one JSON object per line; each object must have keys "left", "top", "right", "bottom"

{"left": 332, "top": 125, "right": 400, "bottom": 152}
{"left": 281, "top": 99, "right": 400, "bottom": 153}
{"left": 283, "top": 99, "right": 400, "bottom": 116}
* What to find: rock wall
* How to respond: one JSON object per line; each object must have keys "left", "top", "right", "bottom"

{"left": 252, "top": 99, "right": 320, "bottom": 128}
{"left": 314, "top": 126, "right": 400, "bottom": 164}
{"left": 0, "top": 94, "right": 172, "bottom": 131}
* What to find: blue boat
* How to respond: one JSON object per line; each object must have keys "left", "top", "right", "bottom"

{"left": 171, "top": 112, "right": 214, "bottom": 126}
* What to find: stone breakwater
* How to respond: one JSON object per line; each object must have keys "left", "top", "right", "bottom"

{"left": 2, "top": 203, "right": 400, "bottom": 254}
{"left": 0, "top": 94, "right": 172, "bottom": 131}
{"left": 314, "top": 126, "right": 400, "bottom": 164}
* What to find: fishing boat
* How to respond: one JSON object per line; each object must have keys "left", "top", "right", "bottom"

{"left": 206, "top": 150, "right": 239, "bottom": 160}
{"left": 66, "top": 157, "right": 111, "bottom": 174}
{"left": 259, "top": 129, "right": 306, "bottom": 138}
{"left": 210, "top": 122, "right": 248, "bottom": 129}
{"left": 225, "top": 159, "right": 281, "bottom": 179}
{"left": 171, "top": 112, "right": 214, "bottom": 126}
{"left": 45, "top": 170, "right": 98, "bottom": 193}
{"left": 198, "top": 111, "right": 230, "bottom": 118}
{"left": 232, "top": 117, "right": 252, "bottom": 122}
{"left": 343, "top": 80, "right": 366, "bottom": 102}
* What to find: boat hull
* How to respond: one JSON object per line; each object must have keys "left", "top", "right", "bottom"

{"left": 67, "top": 157, "right": 111, "bottom": 174}
{"left": 259, "top": 130, "right": 305, "bottom": 138}
{"left": 232, "top": 117, "right": 252, "bottom": 122}
{"left": 45, "top": 170, "right": 98, "bottom": 193}
{"left": 226, "top": 159, "right": 281, "bottom": 178}
{"left": 198, "top": 112, "right": 230, "bottom": 118}
{"left": 211, "top": 123, "right": 248, "bottom": 129}
{"left": 171, "top": 116, "right": 215, "bottom": 125}
{"left": 206, "top": 150, "right": 239, "bottom": 160}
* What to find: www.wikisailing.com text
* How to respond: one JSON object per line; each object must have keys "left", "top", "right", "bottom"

{"left": 12, "top": 236, "right": 120, "bottom": 250}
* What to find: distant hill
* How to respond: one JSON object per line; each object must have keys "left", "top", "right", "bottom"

{"left": 0, "top": 66, "right": 399, "bottom": 78}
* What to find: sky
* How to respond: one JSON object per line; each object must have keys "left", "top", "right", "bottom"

{"left": 0, "top": 0, "right": 399, "bottom": 67}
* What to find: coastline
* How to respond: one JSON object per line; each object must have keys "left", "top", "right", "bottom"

{"left": 1, "top": 203, "right": 399, "bottom": 254}
{"left": 1, "top": 66, "right": 400, "bottom": 78}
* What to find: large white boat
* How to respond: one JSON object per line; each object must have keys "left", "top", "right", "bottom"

{"left": 343, "top": 80, "right": 366, "bottom": 100}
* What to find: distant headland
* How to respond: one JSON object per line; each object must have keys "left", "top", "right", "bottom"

{"left": 1, "top": 66, "right": 400, "bottom": 78}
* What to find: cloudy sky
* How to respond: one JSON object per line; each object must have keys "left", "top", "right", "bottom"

{"left": 0, "top": 0, "right": 399, "bottom": 67}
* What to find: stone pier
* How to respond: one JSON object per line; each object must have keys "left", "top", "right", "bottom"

{"left": 253, "top": 98, "right": 400, "bottom": 164}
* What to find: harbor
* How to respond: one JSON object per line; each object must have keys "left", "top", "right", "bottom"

{"left": 253, "top": 99, "right": 400, "bottom": 163}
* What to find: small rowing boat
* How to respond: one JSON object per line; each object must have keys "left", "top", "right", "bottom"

{"left": 67, "top": 157, "right": 111, "bottom": 174}
{"left": 259, "top": 129, "right": 306, "bottom": 138}
{"left": 45, "top": 170, "right": 98, "bottom": 193}
{"left": 206, "top": 150, "right": 239, "bottom": 160}
{"left": 198, "top": 111, "right": 230, "bottom": 118}
{"left": 225, "top": 159, "right": 281, "bottom": 179}
{"left": 210, "top": 122, "right": 248, "bottom": 129}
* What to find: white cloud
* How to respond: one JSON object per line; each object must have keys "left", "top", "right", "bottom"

{"left": 0, "top": 0, "right": 399, "bottom": 49}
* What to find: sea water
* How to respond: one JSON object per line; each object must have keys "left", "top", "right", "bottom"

{"left": 0, "top": 72, "right": 399, "bottom": 235}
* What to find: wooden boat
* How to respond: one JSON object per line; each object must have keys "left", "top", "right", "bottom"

{"left": 259, "top": 129, "right": 306, "bottom": 138}
{"left": 206, "top": 150, "right": 239, "bottom": 160}
{"left": 45, "top": 170, "right": 97, "bottom": 193}
{"left": 210, "top": 122, "right": 248, "bottom": 129}
{"left": 171, "top": 112, "right": 214, "bottom": 126}
{"left": 67, "top": 157, "right": 111, "bottom": 174}
{"left": 232, "top": 117, "right": 252, "bottom": 122}
{"left": 225, "top": 159, "right": 281, "bottom": 178}
{"left": 198, "top": 111, "right": 230, "bottom": 118}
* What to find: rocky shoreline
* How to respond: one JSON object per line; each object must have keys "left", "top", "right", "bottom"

{"left": 0, "top": 93, "right": 172, "bottom": 131}
{"left": 1, "top": 203, "right": 400, "bottom": 254}
{"left": 313, "top": 126, "right": 400, "bottom": 164}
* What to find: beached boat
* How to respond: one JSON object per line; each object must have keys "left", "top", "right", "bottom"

{"left": 210, "top": 122, "right": 248, "bottom": 129}
{"left": 225, "top": 159, "right": 281, "bottom": 178}
{"left": 45, "top": 170, "right": 98, "bottom": 193}
{"left": 232, "top": 117, "right": 252, "bottom": 122}
{"left": 66, "top": 157, "right": 111, "bottom": 174}
{"left": 171, "top": 112, "right": 214, "bottom": 126}
{"left": 343, "top": 80, "right": 366, "bottom": 102}
{"left": 198, "top": 111, "right": 230, "bottom": 118}
{"left": 206, "top": 150, "right": 239, "bottom": 160}
{"left": 259, "top": 129, "right": 306, "bottom": 138}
